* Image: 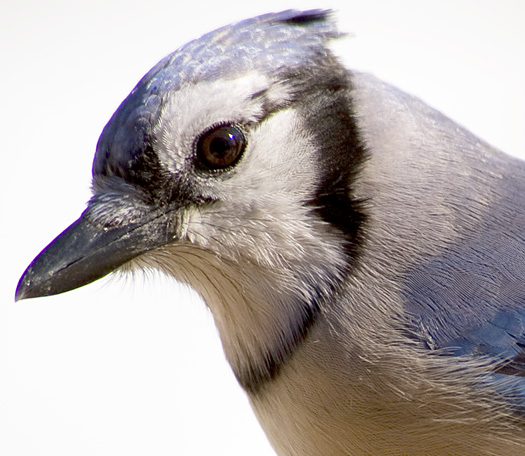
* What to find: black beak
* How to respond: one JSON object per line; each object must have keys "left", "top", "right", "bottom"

{"left": 15, "top": 208, "right": 173, "bottom": 301}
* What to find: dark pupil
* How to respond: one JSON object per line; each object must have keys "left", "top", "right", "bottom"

{"left": 210, "top": 135, "right": 233, "bottom": 159}
{"left": 198, "top": 125, "right": 245, "bottom": 169}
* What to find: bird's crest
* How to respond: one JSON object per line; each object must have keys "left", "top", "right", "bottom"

{"left": 140, "top": 9, "right": 342, "bottom": 94}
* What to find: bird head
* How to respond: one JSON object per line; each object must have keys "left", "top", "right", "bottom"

{"left": 16, "top": 10, "right": 367, "bottom": 392}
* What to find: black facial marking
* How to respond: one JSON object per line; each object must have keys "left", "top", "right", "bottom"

{"left": 94, "top": 134, "right": 174, "bottom": 205}
{"left": 299, "top": 67, "right": 369, "bottom": 268}
{"left": 236, "top": 292, "right": 322, "bottom": 394}
{"left": 92, "top": 88, "right": 175, "bottom": 204}
{"left": 238, "top": 67, "right": 368, "bottom": 394}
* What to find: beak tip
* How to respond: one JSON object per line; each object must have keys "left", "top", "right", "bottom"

{"left": 15, "top": 262, "right": 56, "bottom": 302}
{"left": 15, "top": 272, "right": 35, "bottom": 302}
{"left": 15, "top": 262, "right": 72, "bottom": 302}
{"left": 15, "top": 282, "right": 27, "bottom": 302}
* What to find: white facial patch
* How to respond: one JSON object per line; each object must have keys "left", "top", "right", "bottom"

{"left": 133, "top": 73, "right": 349, "bottom": 388}
{"left": 153, "top": 72, "right": 275, "bottom": 174}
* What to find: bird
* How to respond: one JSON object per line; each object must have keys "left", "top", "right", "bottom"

{"left": 15, "top": 9, "right": 525, "bottom": 456}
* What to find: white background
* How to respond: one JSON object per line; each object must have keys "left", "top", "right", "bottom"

{"left": 2, "top": 1, "right": 524, "bottom": 455}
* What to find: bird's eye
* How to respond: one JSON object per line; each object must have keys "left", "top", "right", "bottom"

{"left": 195, "top": 123, "right": 246, "bottom": 171}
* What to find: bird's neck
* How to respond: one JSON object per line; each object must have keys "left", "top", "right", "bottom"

{"left": 146, "top": 239, "right": 347, "bottom": 393}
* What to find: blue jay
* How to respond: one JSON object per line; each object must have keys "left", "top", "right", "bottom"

{"left": 16, "top": 10, "right": 525, "bottom": 455}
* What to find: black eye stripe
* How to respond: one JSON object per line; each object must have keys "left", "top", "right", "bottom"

{"left": 195, "top": 123, "right": 246, "bottom": 171}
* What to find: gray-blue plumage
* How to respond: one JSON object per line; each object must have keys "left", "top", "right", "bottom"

{"left": 16, "top": 9, "right": 525, "bottom": 455}
{"left": 403, "top": 170, "right": 525, "bottom": 406}
{"left": 144, "top": 9, "right": 339, "bottom": 90}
